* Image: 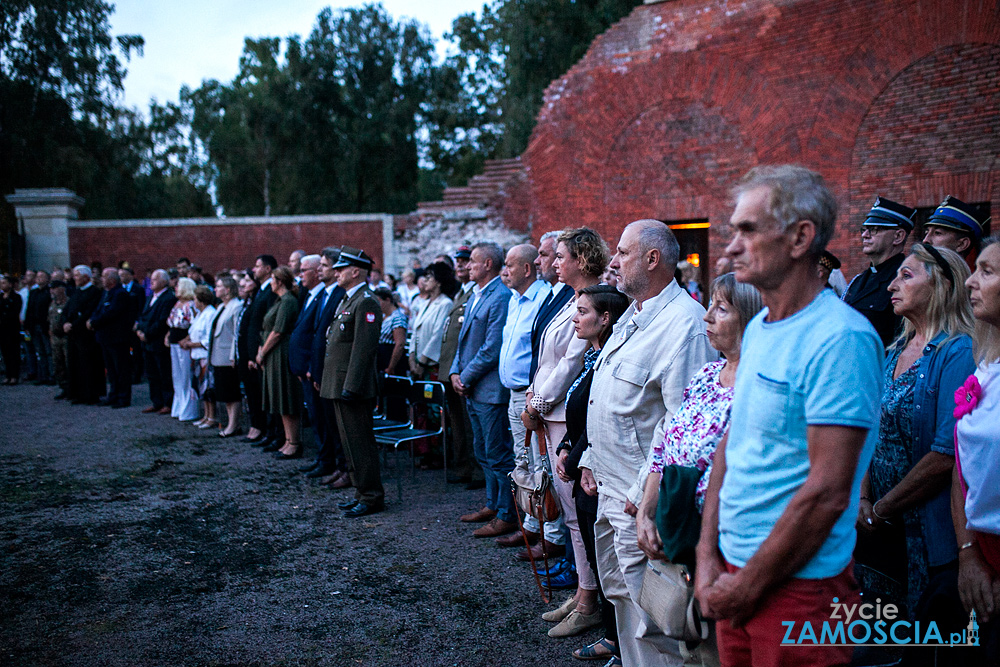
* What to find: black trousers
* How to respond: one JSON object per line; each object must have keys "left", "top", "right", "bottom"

{"left": 0, "top": 331, "right": 20, "bottom": 380}
{"left": 238, "top": 362, "right": 268, "bottom": 432}
{"left": 334, "top": 398, "right": 384, "bottom": 505}
{"left": 101, "top": 340, "right": 132, "bottom": 406}
{"left": 144, "top": 345, "right": 172, "bottom": 409}
{"left": 578, "top": 496, "right": 620, "bottom": 652}
{"left": 128, "top": 331, "right": 144, "bottom": 383}
{"left": 68, "top": 332, "right": 104, "bottom": 402}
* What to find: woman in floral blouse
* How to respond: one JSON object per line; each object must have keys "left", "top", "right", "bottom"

{"left": 636, "top": 272, "right": 763, "bottom": 558}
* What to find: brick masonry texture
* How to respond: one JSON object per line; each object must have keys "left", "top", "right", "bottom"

{"left": 69, "top": 219, "right": 385, "bottom": 279}
{"left": 521, "top": 0, "right": 1000, "bottom": 281}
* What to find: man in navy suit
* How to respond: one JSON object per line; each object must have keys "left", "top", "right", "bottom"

{"left": 136, "top": 269, "right": 176, "bottom": 413}
{"left": 288, "top": 255, "right": 326, "bottom": 464}
{"left": 118, "top": 266, "right": 147, "bottom": 383}
{"left": 305, "top": 247, "right": 347, "bottom": 483}
{"left": 450, "top": 242, "right": 516, "bottom": 538}
{"left": 61, "top": 265, "right": 103, "bottom": 404}
{"left": 88, "top": 268, "right": 133, "bottom": 408}
{"left": 529, "top": 231, "right": 574, "bottom": 383}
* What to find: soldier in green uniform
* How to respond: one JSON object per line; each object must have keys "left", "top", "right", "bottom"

{"left": 320, "top": 247, "right": 385, "bottom": 517}
{"left": 437, "top": 246, "right": 483, "bottom": 489}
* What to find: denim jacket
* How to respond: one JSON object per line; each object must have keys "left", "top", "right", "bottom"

{"left": 889, "top": 332, "right": 975, "bottom": 566}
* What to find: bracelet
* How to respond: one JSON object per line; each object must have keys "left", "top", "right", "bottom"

{"left": 960, "top": 540, "right": 977, "bottom": 552}
{"left": 523, "top": 409, "right": 538, "bottom": 421}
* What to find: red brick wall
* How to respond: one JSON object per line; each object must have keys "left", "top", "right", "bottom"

{"left": 68, "top": 218, "right": 386, "bottom": 280}
{"left": 521, "top": 0, "right": 1000, "bottom": 282}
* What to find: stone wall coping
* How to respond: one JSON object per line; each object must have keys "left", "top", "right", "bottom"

{"left": 6, "top": 188, "right": 85, "bottom": 208}
{"left": 69, "top": 213, "right": 392, "bottom": 229}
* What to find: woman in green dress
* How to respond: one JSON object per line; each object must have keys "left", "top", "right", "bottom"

{"left": 254, "top": 265, "right": 302, "bottom": 459}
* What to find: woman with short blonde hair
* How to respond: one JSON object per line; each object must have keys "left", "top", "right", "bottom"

{"left": 166, "top": 277, "right": 199, "bottom": 420}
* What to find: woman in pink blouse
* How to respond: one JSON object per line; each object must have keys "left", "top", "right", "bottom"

{"left": 636, "top": 272, "right": 763, "bottom": 558}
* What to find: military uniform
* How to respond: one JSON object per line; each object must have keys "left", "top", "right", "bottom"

{"left": 844, "top": 196, "right": 915, "bottom": 347}
{"left": 320, "top": 251, "right": 384, "bottom": 507}
{"left": 438, "top": 284, "right": 480, "bottom": 482}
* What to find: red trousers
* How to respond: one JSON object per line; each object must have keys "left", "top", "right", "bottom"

{"left": 716, "top": 561, "right": 859, "bottom": 667}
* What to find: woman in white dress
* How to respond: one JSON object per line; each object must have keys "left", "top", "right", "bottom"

{"left": 181, "top": 285, "right": 218, "bottom": 428}
{"left": 166, "top": 277, "right": 199, "bottom": 421}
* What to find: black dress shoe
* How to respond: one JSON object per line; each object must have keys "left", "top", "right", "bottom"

{"left": 299, "top": 461, "right": 319, "bottom": 473}
{"left": 274, "top": 447, "right": 303, "bottom": 460}
{"left": 262, "top": 440, "right": 283, "bottom": 452}
{"left": 337, "top": 499, "right": 359, "bottom": 510}
{"left": 305, "top": 467, "right": 334, "bottom": 479}
{"left": 343, "top": 502, "right": 384, "bottom": 518}
{"left": 244, "top": 433, "right": 266, "bottom": 444}
{"left": 465, "top": 479, "right": 486, "bottom": 491}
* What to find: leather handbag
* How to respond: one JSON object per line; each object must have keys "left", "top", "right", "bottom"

{"left": 509, "top": 429, "right": 561, "bottom": 523}
{"left": 638, "top": 558, "right": 708, "bottom": 642}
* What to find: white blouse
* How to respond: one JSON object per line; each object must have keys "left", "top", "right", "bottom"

{"left": 188, "top": 304, "right": 217, "bottom": 361}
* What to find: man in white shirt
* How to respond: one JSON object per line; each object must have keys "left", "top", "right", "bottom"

{"left": 580, "top": 220, "right": 715, "bottom": 666}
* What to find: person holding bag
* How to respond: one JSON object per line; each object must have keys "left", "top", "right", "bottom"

{"left": 635, "top": 273, "right": 762, "bottom": 655}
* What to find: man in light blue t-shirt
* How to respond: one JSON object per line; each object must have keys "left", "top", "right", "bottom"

{"left": 696, "top": 166, "right": 884, "bottom": 667}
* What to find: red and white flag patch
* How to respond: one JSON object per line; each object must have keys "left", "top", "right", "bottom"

{"left": 365, "top": 312, "right": 376, "bottom": 323}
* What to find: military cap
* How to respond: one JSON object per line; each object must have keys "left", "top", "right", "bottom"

{"left": 332, "top": 246, "right": 374, "bottom": 271}
{"left": 454, "top": 246, "right": 472, "bottom": 260}
{"left": 863, "top": 196, "right": 916, "bottom": 232}
{"left": 925, "top": 195, "right": 989, "bottom": 240}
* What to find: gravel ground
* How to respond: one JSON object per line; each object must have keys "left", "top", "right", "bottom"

{"left": 1, "top": 383, "right": 601, "bottom": 666}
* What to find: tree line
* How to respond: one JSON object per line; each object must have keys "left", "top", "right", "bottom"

{"left": 1, "top": 0, "right": 641, "bottom": 224}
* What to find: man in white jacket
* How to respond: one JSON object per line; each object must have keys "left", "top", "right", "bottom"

{"left": 580, "top": 219, "right": 715, "bottom": 666}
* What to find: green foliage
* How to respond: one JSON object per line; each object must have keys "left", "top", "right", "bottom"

{"left": 0, "top": 0, "right": 213, "bottom": 221}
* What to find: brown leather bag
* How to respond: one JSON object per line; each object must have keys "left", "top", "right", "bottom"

{"left": 509, "top": 429, "right": 561, "bottom": 523}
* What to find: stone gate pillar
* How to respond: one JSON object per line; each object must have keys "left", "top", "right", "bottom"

{"left": 5, "top": 188, "right": 84, "bottom": 271}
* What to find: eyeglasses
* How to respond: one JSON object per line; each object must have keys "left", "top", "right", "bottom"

{"left": 861, "top": 226, "right": 894, "bottom": 236}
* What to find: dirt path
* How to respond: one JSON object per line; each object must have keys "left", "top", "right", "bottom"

{"left": 1, "top": 384, "right": 598, "bottom": 666}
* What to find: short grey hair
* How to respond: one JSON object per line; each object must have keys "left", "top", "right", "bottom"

{"left": 152, "top": 269, "right": 169, "bottom": 282}
{"left": 102, "top": 267, "right": 121, "bottom": 285}
{"left": 732, "top": 165, "right": 838, "bottom": 255}
{"left": 73, "top": 265, "right": 92, "bottom": 278}
{"left": 472, "top": 241, "right": 504, "bottom": 271}
{"left": 540, "top": 231, "right": 560, "bottom": 244}
{"left": 635, "top": 222, "right": 680, "bottom": 269}
{"left": 300, "top": 254, "right": 321, "bottom": 268}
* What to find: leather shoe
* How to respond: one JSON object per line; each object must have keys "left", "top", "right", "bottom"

{"left": 261, "top": 440, "right": 283, "bottom": 452}
{"left": 465, "top": 479, "right": 486, "bottom": 491}
{"left": 305, "top": 467, "right": 333, "bottom": 479}
{"left": 141, "top": 406, "right": 160, "bottom": 413}
{"left": 299, "top": 461, "right": 320, "bottom": 473}
{"left": 331, "top": 472, "right": 353, "bottom": 489}
{"left": 547, "top": 608, "right": 602, "bottom": 638}
{"left": 274, "top": 446, "right": 303, "bottom": 460}
{"left": 337, "top": 499, "right": 359, "bottom": 510}
{"left": 496, "top": 530, "right": 536, "bottom": 548}
{"left": 541, "top": 595, "right": 577, "bottom": 623}
{"left": 157, "top": 407, "right": 171, "bottom": 415}
{"left": 516, "top": 539, "right": 565, "bottom": 562}
{"left": 459, "top": 507, "right": 496, "bottom": 523}
{"left": 344, "top": 502, "right": 383, "bottom": 518}
{"left": 473, "top": 517, "right": 517, "bottom": 538}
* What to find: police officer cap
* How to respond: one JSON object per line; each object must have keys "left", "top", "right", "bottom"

{"left": 863, "top": 196, "right": 916, "bottom": 232}
{"left": 331, "top": 246, "right": 374, "bottom": 271}
{"left": 819, "top": 250, "right": 841, "bottom": 271}
{"left": 925, "top": 195, "right": 989, "bottom": 240}
{"left": 454, "top": 246, "right": 472, "bottom": 260}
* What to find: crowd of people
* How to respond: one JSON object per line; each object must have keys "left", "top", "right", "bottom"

{"left": 1, "top": 164, "right": 998, "bottom": 667}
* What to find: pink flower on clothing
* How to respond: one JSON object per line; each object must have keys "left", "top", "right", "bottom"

{"left": 953, "top": 374, "right": 981, "bottom": 419}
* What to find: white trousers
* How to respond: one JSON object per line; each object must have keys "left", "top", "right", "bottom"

{"left": 595, "top": 493, "right": 682, "bottom": 667}
{"left": 170, "top": 343, "right": 199, "bottom": 421}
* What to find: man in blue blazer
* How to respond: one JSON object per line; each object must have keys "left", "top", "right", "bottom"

{"left": 305, "top": 247, "right": 347, "bottom": 482}
{"left": 288, "top": 255, "right": 326, "bottom": 464}
{"left": 136, "top": 269, "right": 176, "bottom": 413}
{"left": 88, "top": 268, "right": 133, "bottom": 408}
{"left": 450, "top": 242, "right": 516, "bottom": 538}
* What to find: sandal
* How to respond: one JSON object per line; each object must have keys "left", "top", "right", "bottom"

{"left": 573, "top": 638, "right": 616, "bottom": 661}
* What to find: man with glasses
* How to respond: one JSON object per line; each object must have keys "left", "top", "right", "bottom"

{"left": 843, "top": 196, "right": 916, "bottom": 346}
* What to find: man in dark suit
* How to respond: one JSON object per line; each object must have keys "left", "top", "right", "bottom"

{"left": 287, "top": 254, "right": 326, "bottom": 464}
{"left": 320, "top": 247, "right": 384, "bottom": 517}
{"left": 61, "top": 265, "right": 104, "bottom": 404}
{"left": 241, "top": 254, "right": 279, "bottom": 446}
{"left": 438, "top": 246, "right": 482, "bottom": 488}
{"left": 118, "top": 266, "right": 146, "bottom": 383}
{"left": 136, "top": 269, "right": 176, "bottom": 413}
{"left": 24, "top": 270, "right": 53, "bottom": 384}
{"left": 530, "top": 231, "right": 574, "bottom": 383}
{"left": 306, "top": 248, "right": 348, "bottom": 483}
{"left": 88, "top": 268, "right": 132, "bottom": 408}
{"left": 450, "top": 242, "right": 515, "bottom": 538}
{"left": 843, "top": 197, "right": 914, "bottom": 347}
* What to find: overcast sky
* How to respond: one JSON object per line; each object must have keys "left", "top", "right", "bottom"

{"left": 109, "top": 0, "right": 485, "bottom": 111}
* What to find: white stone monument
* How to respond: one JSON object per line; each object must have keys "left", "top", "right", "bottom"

{"left": 5, "top": 188, "right": 83, "bottom": 271}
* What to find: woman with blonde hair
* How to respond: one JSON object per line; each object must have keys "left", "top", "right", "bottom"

{"left": 166, "top": 277, "right": 199, "bottom": 421}
{"left": 522, "top": 227, "right": 609, "bottom": 635}
{"left": 857, "top": 243, "right": 975, "bottom": 617}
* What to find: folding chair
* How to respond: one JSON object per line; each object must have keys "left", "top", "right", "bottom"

{"left": 374, "top": 380, "right": 447, "bottom": 499}
{"left": 373, "top": 374, "right": 411, "bottom": 431}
